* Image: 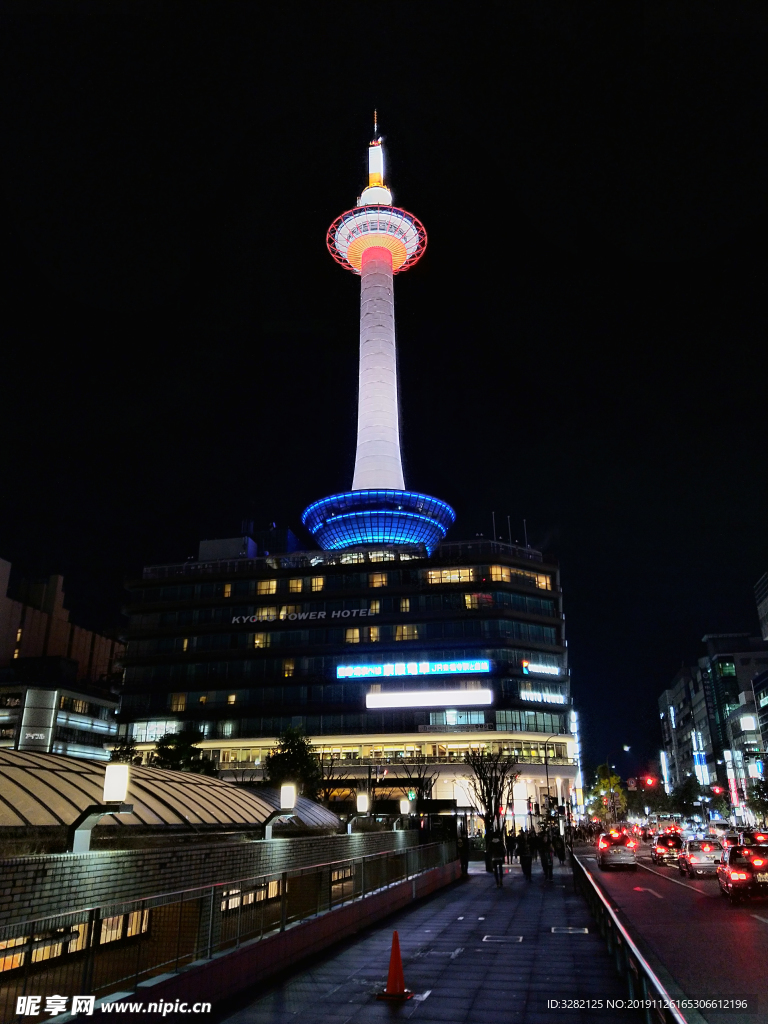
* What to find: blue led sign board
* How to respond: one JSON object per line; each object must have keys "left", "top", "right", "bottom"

{"left": 337, "top": 659, "right": 490, "bottom": 680}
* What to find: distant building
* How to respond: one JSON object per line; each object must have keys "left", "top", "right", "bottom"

{"left": 752, "top": 669, "right": 768, "bottom": 758}
{"left": 658, "top": 633, "right": 768, "bottom": 819}
{"left": 0, "top": 559, "right": 124, "bottom": 760}
{"left": 755, "top": 573, "right": 768, "bottom": 642}
{"left": 0, "top": 559, "right": 124, "bottom": 680}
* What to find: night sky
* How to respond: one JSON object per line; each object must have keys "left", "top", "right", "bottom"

{"left": 2, "top": 5, "right": 765, "bottom": 774}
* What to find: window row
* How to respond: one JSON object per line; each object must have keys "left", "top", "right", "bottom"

{"left": 0, "top": 911, "right": 149, "bottom": 975}
{"left": 128, "top": 709, "right": 568, "bottom": 742}
{"left": 131, "top": 563, "right": 553, "bottom": 607}
{"left": 127, "top": 619, "right": 558, "bottom": 657}
{"left": 122, "top": 647, "right": 564, "bottom": 687}
{"left": 139, "top": 590, "right": 554, "bottom": 630}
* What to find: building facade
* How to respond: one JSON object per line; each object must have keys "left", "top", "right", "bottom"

{"left": 658, "top": 633, "right": 768, "bottom": 816}
{"left": 118, "top": 537, "right": 581, "bottom": 823}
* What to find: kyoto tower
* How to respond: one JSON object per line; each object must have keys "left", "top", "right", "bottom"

{"left": 302, "top": 121, "right": 455, "bottom": 554}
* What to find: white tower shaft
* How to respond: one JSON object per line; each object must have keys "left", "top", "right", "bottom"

{"left": 351, "top": 246, "right": 405, "bottom": 491}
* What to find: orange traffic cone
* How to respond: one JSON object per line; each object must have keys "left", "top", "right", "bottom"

{"left": 377, "top": 930, "right": 413, "bottom": 1001}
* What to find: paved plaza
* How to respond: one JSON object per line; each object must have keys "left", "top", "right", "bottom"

{"left": 217, "top": 859, "right": 644, "bottom": 1024}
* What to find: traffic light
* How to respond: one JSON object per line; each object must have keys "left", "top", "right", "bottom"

{"left": 645, "top": 777, "right": 655, "bottom": 786}
{"left": 711, "top": 785, "right": 724, "bottom": 795}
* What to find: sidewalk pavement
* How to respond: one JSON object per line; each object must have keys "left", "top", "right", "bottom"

{"left": 217, "top": 858, "right": 645, "bottom": 1024}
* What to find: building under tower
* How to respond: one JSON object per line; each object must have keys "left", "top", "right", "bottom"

{"left": 118, "top": 129, "right": 583, "bottom": 826}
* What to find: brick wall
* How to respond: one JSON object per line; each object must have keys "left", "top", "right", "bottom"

{"left": 0, "top": 830, "right": 419, "bottom": 926}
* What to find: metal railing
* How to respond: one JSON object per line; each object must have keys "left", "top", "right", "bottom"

{"left": 571, "top": 852, "right": 689, "bottom": 1024}
{"left": 0, "top": 841, "right": 454, "bottom": 1021}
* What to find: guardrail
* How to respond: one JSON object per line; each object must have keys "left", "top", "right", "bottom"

{"left": 571, "top": 852, "right": 689, "bottom": 1024}
{"left": 0, "top": 841, "right": 454, "bottom": 1021}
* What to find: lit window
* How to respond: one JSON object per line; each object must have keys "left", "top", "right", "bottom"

{"left": 345, "top": 628, "right": 360, "bottom": 644}
{"left": 369, "top": 550, "right": 395, "bottom": 562}
{"left": 257, "top": 580, "right": 277, "bottom": 595}
{"left": 400, "top": 598, "right": 410, "bottom": 613}
{"left": 100, "top": 916, "right": 124, "bottom": 944}
{"left": 289, "top": 578, "right": 303, "bottom": 593}
{"left": 370, "top": 599, "right": 380, "bottom": 614}
{"left": 489, "top": 565, "right": 551, "bottom": 590}
{"left": 182, "top": 637, "right": 189, "bottom": 651}
{"left": 223, "top": 583, "right": 232, "bottom": 598}
{"left": 255, "top": 606, "right": 277, "bottom": 621}
{"left": 369, "top": 573, "right": 388, "bottom": 588}
{"left": 464, "top": 594, "right": 478, "bottom": 610}
{"left": 227, "top": 694, "right": 236, "bottom": 705}
{"left": 427, "top": 567, "right": 475, "bottom": 584}
{"left": 284, "top": 659, "right": 295, "bottom": 677}
{"left": 341, "top": 552, "right": 365, "bottom": 563}
{"left": 12, "top": 650, "right": 19, "bottom": 660}
{"left": 15, "top": 628, "right": 22, "bottom": 642}
{"left": 280, "top": 605, "right": 301, "bottom": 619}
{"left": 253, "top": 633, "right": 270, "bottom": 648}
{"left": 369, "top": 626, "right": 380, "bottom": 642}
{"left": 199, "top": 695, "right": 208, "bottom": 704}
{"left": 395, "top": 624, "right": 419, "bottom": 641}
{"left": 170, "top": 693, "right": 186, "bottom": 712}
{"left": 126, "top": 910, "right": 150, "bottom": 937}
{"left": 311, "top": 576, "right": 325, "bottom": 592}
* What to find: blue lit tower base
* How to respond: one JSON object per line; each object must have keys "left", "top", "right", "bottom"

{"left": 302, "top": 489, "right": 455, "bottom": 554}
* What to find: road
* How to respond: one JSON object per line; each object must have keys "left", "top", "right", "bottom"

{"left": 577, "top": 842, "right": 768, "bottom": 1024}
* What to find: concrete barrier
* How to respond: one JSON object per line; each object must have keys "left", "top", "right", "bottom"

{"left": 134, "top": 859, "right": 461, "bottom": 1008}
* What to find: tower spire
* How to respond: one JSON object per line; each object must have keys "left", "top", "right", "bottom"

{"left": 374, "top": 108, "right": 378, "bottom": 136}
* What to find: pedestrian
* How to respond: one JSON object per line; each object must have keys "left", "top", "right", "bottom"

{"left": 540, "top": 832, "right": 554, "bottom": 880}
{"left": 517, "top": 832, "right": 533, "bottom": 881}
{"left": 505, "top": 826, "right": 516, "bottom": 864}
{"left": 530, "top": 827, "right": 539, "bottom": 862}
{"left": 554, "top": 832, "right": 566, "bottom": 866}
{"left": 457, "top": 828, "right": 469, "bottom": 877}
{"left": 489, "top": 827, "right": 505, "bottom": 887}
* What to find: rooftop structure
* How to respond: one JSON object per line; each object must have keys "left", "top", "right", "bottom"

{"left": 302, "top": 125, "right": 454, "bottom": 553}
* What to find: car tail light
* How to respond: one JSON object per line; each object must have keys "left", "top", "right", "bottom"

{"left": 598, "top": 840, "right": 608, "bottom": 849}
{"left": 626, "top": 840, "right": 636, "bottom": 848}
{"left": 752, "top": 858, "right": 765, "bottom": 867}
{"left": 655, "top": 846, "right": 664, "bottom": 854}
{"left": 730, "top": 871, "right": 749, "bottom": 880}
{"left": 689, "top": 855, "right": 698, "bottom": 863}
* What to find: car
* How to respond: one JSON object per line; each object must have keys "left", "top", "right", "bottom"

{"left": 678, "top": 838, "right": 722, "bottom": 877}
{"left": 597, "top": 832, "right": 638, "bottom": 871}
{"left": 652, "top": 833, "right": 683, "bottom": 865}
{"left": 739, "top": 829, "right": 768, "bottom": 847}
{"left": 720, "top": 831, "right": 740, "bottom": 852}
{"left": 717, "top": 845, "right": 768, "bottom": 904}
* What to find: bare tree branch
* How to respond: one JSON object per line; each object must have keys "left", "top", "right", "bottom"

{"left": 463, "top": 749, "right": 519, "bottom": 834}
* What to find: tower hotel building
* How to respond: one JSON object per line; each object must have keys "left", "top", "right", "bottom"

{"left": 119, "top": 130, "right": 583, "bottom": 821}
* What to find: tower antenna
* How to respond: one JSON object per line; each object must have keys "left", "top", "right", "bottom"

{"left": 523, "top": 519, "right": 529, "bottom": 548}
{"left": 374, "top": 109, "right": 378, "bottom": 136}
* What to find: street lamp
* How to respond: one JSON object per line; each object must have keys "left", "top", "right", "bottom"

{"left": 68, "top": 764, "right": 134, "bottom": 852}
{"left": 262, "top": 782, "right": 297, "bottom": 840}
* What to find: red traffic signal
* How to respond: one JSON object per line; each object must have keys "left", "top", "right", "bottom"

{"left": 711, "top": 785, "right": 724, "bottom": 795}
{"left": 645, "top": 777, "right": 655, "bottom": 786}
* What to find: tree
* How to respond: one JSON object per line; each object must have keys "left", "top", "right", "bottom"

{"left": 463, "top": 748, "right": 519, "bottom": 837}
{"left": 669, "top": 774, "right": 701, "bottom": 817}
{"left": 398, "top": 756, "right": 437, "bottom": 809}
{"left": 262, "top": 726, "right": 322, "bottom": 800}
{"left": 151, "top": 731, "right": 216, "bottom": 775}
{"left": 317, "top": 753, "right": 353, "bottom": 807}
{"left": 588, "top": 767, "right": 627, "bottom": 824}
{"left": 109, "top": 736, "right": 141, "bottom": 764}
{"left": 746, "top": 779, "right": 768, "bottom": 826}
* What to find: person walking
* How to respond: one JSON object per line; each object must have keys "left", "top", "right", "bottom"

{"left": 505, "top": 826, "right": 516, "bottom": 865}
{"left": 540, "top": 831, "right": 555, "bottom": 880}
{"left": 530, "top": 827, "right": 539, "bottom": 863}
{"left": 489, "top": 827, "right": 505, "bottom": 887}
{"left": 457, "top": 828, "right": 469, "bottom": 877}
{"left": 517, "top": 831, "right": 533, "bottom": 881}
{"left": 554, "top": 832, "right": 566, "bottom": 867}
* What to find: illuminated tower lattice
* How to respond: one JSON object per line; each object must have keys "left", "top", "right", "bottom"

{"left": 302, "top": 127, "right": 455, "bottom": 553}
